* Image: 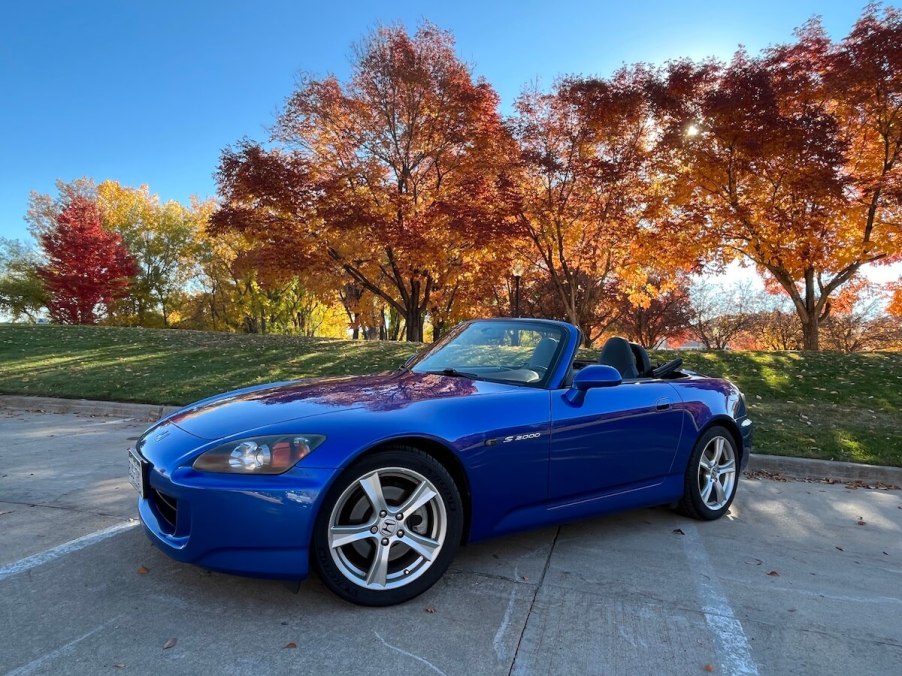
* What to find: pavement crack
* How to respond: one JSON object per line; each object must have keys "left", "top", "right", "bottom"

{"left": 507, "top": 525, "right": 561, "bottom": 675}
{"left": 0, "top": 499, "right": 128, "bottom": 520}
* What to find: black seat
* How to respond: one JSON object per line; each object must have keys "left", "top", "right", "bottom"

{"left": 629, "top": 342, "right": 652, "bottom": 377}
{"left": 598, "top": 337, "right": 638, "bottom": 379}
{"left": 527, "top": 336, "right": 558, "bottom": 370}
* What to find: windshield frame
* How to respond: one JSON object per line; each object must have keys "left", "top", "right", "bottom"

{"left": 407, "top": 319, "right": 571, "bottom": 389}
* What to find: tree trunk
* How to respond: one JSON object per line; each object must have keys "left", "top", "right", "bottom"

{"left": 432, "top": 319, "right": 444, "bottom": 343}
{"left": 386, "top": 307, "right": 403, "bottom": 341}
{"left": 405, "top": 307, "right": 424, "bottom": 342}
{"left": 577, "top": 319, "right": 595, "bottom": 348}
{"left": 801, "top": 313, "right": 819, "bottom": 351}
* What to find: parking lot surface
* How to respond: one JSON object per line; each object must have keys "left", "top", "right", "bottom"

{"left": 1, "top": 408, "right": 900, "bottom": 675}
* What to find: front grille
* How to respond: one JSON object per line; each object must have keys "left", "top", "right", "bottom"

{"left": 149, "top": 487, "right": 178, "bottom": 533}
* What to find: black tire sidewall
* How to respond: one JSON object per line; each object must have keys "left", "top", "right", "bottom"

{"left": 312, "top": 448, "right": 463, "bottom": 606}
{"left": 683, "top": 426, "right": 739, "bottom": 521}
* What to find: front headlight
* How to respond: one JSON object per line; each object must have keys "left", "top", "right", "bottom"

{"left": 192, "top": 434, "right": 326, "bottom": 474}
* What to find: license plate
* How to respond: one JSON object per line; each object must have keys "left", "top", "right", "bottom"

{"left": 128, "top": 449, "right": 147, "bottom": 498}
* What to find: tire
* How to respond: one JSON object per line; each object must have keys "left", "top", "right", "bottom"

{"left": 312, "top": 447, "right": 463, "bottom": 606}
{"left": 677, "top": 426, "right": 739, "bottom": 521}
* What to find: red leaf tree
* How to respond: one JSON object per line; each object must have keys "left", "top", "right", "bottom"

{"left": 37, "top": 196, "right": 137, "bottom": 324}
{"left": 211, "top": 23, "right": 517, "bottom": 342}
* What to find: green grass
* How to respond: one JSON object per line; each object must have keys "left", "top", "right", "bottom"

{"left": 1, "top": 324, "right": 900, "bottom": 467}
{"left": 651, "top": 349, "right": 902, "bottom": 467}
{"left": 0, "top": 325, "right": 418, "bottom": 406}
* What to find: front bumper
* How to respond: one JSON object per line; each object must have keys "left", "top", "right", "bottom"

{"left": 136, "top": 444, "right": 336, "bottom": 580}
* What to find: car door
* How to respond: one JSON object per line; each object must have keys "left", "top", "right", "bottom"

{"left": 548, "top": 380, "right": 684, "bottom": 502}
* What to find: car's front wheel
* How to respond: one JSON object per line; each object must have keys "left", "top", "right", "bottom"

{"left": 678, "top": 426, "right": 739, "bottom": 520}
{"left": 312, "top": 448, "right": 463, "bottom": 606}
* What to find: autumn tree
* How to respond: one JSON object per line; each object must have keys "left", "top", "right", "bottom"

{"left": 96, "top": 181, "right": 208, "bottom": 327}
{"left": 28, "top": 178, "right": 211, "bottom": 328}
{"left": 889, "top": 281, "right": 902, "bottom": 318}
{"left": 688, "top": 278, "right": 761, "bottom": 349}
{"left": 37, "top": 196, "right": 137, "bottom": 324}
{"left": 821, "top": 279, "right": 901, "bottom": 351}
{"left": 0, "top": 238, "right": 48, "bottom": 321}
{"left": 25, "top": 177, "right": 97, "bottom": 238}
{"left": 511, "top": 70, "right": 692, "bottom": 345}
{"left": 657, "top": 8, "right": 902, "bottom": 350}
{"left": 613, "top": 277, "right": 692, "bottom": 348}
{"left": 750, "top": 309, "right": 804, "bottom": 351}
{"left": 212, "top": 23, "right": 516, "bottom": 341}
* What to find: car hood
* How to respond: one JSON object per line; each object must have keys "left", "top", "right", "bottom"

{"left": 167, "top": 370, "right": 508, "bottom": 440}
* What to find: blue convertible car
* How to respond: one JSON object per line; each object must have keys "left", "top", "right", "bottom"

{"left": 130, "top": 318, "right": 752, "bottom": 605}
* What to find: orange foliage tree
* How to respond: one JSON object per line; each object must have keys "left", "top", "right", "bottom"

{"left": 613, "top": 276, "right": 692, "bottom": 348}
{"left": 211, "top": 23, "right": 516, "bottom": 341}
{"left": 656, "top": 8, "right": 902, "bottom": 350}
{"left": 511, "top": 69, "right": 692, "bottom": 345}
{"left": 889, "top": 281, "right": 902, "bottom": 318}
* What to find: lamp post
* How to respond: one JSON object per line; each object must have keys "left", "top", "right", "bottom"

{"left": 511, "top": 262, "right": 524, "bottom": 318}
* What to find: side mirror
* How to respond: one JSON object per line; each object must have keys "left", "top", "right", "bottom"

{"left": 574, "top": 364, "right": 622, "bottom": 390}
{"left": 402, "top": 353, "right": 418, "bottom": 369}
{"left": 567, "top": 365, "right": 622, "bottom": 404}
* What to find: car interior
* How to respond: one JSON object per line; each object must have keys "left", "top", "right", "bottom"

{"left": 564, "top": 336, "right": 685, "bottom": 386}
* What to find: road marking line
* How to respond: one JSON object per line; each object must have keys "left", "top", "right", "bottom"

{"left": 6, "top": 615, "right": 123, "bottom": 675}
{"left": 681, "top": 522, "right": 759, "bottom": 676}
{"left": 0, "top": 521, "right": 138, "bottom": 583}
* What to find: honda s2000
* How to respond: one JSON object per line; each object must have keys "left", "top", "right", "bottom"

{"left": 130, "top": 319, "right": 752, "bottom": 606}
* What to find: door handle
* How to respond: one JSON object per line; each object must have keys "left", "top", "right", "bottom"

{"left": 656, "top": 398, "right": 671, "bottom": 411}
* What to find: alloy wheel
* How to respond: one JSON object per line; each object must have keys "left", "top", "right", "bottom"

{"left": 696, "top": 436, "right": 736, "bottom": 511}
{"left": 327, "top": 467, "right": 447, "bottom": 590}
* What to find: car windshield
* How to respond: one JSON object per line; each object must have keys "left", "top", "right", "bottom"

{"left": 410, "top": 321, "right": 566, "bottom": 388}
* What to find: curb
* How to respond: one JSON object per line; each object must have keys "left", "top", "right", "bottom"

{"left": 0, "top": 395, "right": 178, "bottom": 423}
{"left": 748, "top": 453, "right": 901, "bottom": 486}
{"left": 2, "top": 394, "right": 900, "bottom": 486}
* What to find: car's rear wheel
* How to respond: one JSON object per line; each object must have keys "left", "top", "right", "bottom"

{"left": 312, "top": 448, "right": 463, "bottom": 606}
{"left": 678, "top": 426, "right": 739, "bottom": 520}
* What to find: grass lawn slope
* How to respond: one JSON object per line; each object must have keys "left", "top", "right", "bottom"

{"left": 1, "top": 324, "right": 900, "bottom": 467}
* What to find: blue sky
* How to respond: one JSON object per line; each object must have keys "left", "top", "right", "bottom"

{"left": 0, "top": 1, "right": 876, "bottom": 243}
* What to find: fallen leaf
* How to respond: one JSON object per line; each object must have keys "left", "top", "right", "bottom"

{"left": 283, "top": 642, "right": 297, "bottom": 649}
{"left": 787, "top": 608, "right": 797, "bottom": 612}
{"left": 704, "top": 664, "right": 715, "bottom": 672}
{"left": 424, "top": 607, "right": 436, "bottom": 614}
{"left": 767, "top": 570, "right": 780, "bottom": 576}
{"left": 835, "top": 546, "right": 844, "bottom": 551}
{"left": 137, "top": 566, "right": 149, "bottom": 575}
{"left": 672, "top": 528, "right": 685, "bottom": 535}
{"left": 162, "top": 638, "right": 177, "bottom": 650}
{"left": 113, "top": 664, "right": 126, "bottom": 669}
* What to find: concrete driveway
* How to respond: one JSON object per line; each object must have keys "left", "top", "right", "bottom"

{"left": 1, "top": 408, "right": 900, "bottom": 675}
